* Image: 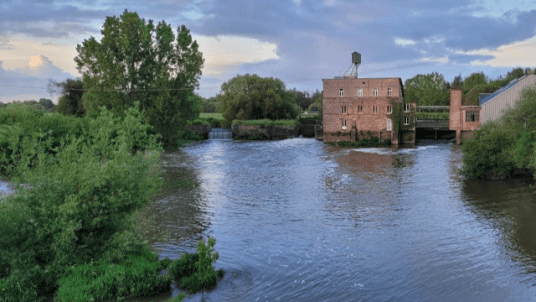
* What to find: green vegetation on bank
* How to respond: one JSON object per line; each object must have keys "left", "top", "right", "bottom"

{"left": 232, "top": 119, "right": 300, "bottom": 126}
{"left": 462, "top": 85, "right": 536, "bottom": 179}
{"left": 0, "top": 103, "right": 224, "bottom": 301}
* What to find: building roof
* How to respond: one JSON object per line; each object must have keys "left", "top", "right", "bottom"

{"left": 479, "top": 76, "right": 526, "bottom": 105}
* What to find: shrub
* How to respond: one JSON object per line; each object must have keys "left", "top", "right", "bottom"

{"left": 0, "top": 104, "right": 162, "bottom": 301}
{"left": 461, "top": 121, "right": 517, "bottom": 178}
{"left": 232, "top": 119, "right": 299, "bottom": 126}
{"left": 168, "top": 238, "right": 224, "bottom": 294}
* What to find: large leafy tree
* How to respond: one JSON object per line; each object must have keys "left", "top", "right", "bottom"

{"left": 217, "top": 74, "right": 298, "bottom": 123}
{"left": 49, "top": 78, "right": 85, "bottom": 116}
{"left": 75, "top": 10, "right": 203, "bottom": 146}
{"left": 404, "top": 72, "right": 449, "bottom": 105}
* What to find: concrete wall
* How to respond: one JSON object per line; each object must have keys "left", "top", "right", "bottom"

{"left": 186, "top": 124, "right": 212, "bottom": 139}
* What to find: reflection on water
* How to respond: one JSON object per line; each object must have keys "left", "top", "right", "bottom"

{"left": 136, "top": 138, "right": 536, "bottom": 301}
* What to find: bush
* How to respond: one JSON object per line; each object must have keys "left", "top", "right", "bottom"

{"left": 0, "top": 104, "right": 162, "bottom": 301}
{"left": 461, "top": 121, "right": 518, "bottom": 178}
{"left": 168, "top": 238, "right": 224, "bottom": 294}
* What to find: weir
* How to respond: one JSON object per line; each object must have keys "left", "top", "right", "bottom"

{"left": 209, "top": 128, "right": 232, "bottom": 139}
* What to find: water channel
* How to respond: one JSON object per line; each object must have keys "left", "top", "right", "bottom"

{"left": 136, "top": 138, "right": 536, "bottom": 301}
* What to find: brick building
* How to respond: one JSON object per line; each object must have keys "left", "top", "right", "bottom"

{"left": 322, "top": 77, "right": 415, "bottom": 145}
{"left": 449, "top": 89, "right": 481, "bottom": 144}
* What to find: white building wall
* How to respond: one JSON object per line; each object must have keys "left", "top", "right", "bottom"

{"left": 481, "top": 74, "right": 536, "bottom": 124}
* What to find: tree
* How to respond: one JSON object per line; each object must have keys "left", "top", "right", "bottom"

{"left": 74, "top": 10, "right": 204, "bottom": 146}
{"left": 217, "top": 74, "right": 298, "bottom": 123}
{"left": 49, "top": 78, "right": 85, "bottom": 116}
{"left": 38, "top": 98, "right": 55, "bottom": 112}
{"left": 289, "top": 88, "right": 313, "bottom": 112}
{"left": 404, "top": 72, "right": 449, "bottom": 106}
{"left": 200, "top": 97, "right": 218, "bottom": 113}
{"left": 452, "top": 74, "right": 463, "bottom": 90}
{"left": 505, "top": 67, "right": 525, "bottom": 82}
{"left": 462, "top": 72, "right": 487, "bottom": 94}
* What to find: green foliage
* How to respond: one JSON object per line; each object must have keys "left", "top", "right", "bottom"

{"left": 175, "top": 129, "right": 204, "bottom": 148}
{"left": 188, "top": 118, "right": 210, "bottom": 125}
{"left": 170, "top": 238, "right": 224, "bottom": 294}
{"left": 462, "top": 72, "right": 488, "bottom": 95}
{"left": 232, "top": 119, "right": 299, "bottom": 126}
{"left": 55, "top": 251, "right": 170, "bottom": 302}
{"left": 200, "top": 97, "right": 218, "bottom": 113}
{"left": 168, "top": 253, "right": 199, "bottom": 280}
{"left": 461, "top": 121, "right": 518, "bottom": 178}
{"left": 50, "top": 78, "right": 86, "bottom": 117}
{"left": 415, "top": 112, "right": 449, "bottom": 120}
{"left": 298, "top": 115, "right": 320, "bottom": 125}
{"left": 513, "top": 131, "right": 534, "bottom": 169}
{"left": 75, "top": 10, "right": 204, "bottom": 147}
{"left": 217, "top": 74, "right": 299, "bottom": 124}
{"left": 0, "top": 104, "right": 162, "bottom": 301}
{"left": 404, "top": 72, "right": 450, "bottom": 105}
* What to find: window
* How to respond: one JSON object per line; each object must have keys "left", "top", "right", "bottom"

{"left": 341, "top": 119, "right": 347, "bottom": 129}
{"left": 386, "top": 119, "right": 392, "bottom": 131}
{"left": 373, "top": 105, "right": 378, "bottom": 114}
{"left": 339, "top": 89, "right": 344, "bottom": 97}
{"left": 404, "top": 116, "right": 410, "bottom": 125}
{"left": 466, "top": 111, "right": 479, "bottom": 122}
{"left": 373, "top": 88, "right": 379, "bottom": 96}
{"left": 357, "top": 88, "right": 363, "bottom": 97}
{"left": 387, "top": 105, "right": 392, "bottom": 114}
{"left": 404, "top": 103, "right": 410, "bottom": 112}
{"left": 342, "top": 106, "right": 346, "bottom": 113}
{"left": 387, "top": 88, "right": 392, "bottom": 96}
{"left": 358, "top": 105, "right": 363, "bottom": 113}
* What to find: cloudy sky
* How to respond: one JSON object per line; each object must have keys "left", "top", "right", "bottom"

{"left": 1, "top": 0, "right": 536, "bottom": 102}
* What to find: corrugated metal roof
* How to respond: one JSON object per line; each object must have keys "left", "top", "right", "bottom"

{"left": 479, "top": 76, "right": 526, "bottom": 105}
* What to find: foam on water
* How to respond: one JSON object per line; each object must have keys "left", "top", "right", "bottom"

{"left": 351, "top": 145, "right": 438, "bottom": 155}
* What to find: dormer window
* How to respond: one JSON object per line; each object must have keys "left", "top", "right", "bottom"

{"left": 339, "top": 89, "right": 344, "bottom": 97}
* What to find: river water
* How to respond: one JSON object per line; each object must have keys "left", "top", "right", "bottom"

{"left": 137, "top": 138, "right": 536, "bottom": 301}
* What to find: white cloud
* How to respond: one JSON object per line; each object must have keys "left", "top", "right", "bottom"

{"left": 394, "top": 38, "right": 416, "bottom": 46}
{"left": 0, "top": 35, "right": 80, "bottom": 76}
{"left": 194, "top": 35, "right": 279, "bottom": 76}
{"left": 420, "top": 56, "right": 449, "bottom": 63}
{"left": 457, "top": 35, "right": 536, "bottom": 67}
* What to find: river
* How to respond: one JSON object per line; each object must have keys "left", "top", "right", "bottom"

{"left": 136, "top": 138, "right": 536, "bottom": 301}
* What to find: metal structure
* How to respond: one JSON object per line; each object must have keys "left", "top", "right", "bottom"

{"left": 343, "top": 51, "right": 361, "bottom": 78}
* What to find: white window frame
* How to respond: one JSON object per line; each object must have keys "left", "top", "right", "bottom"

{"left": 342, "top": 106, "right": 346, "bottom": 114}
{"left": 387, "top": 105, "right": 392, "bottom": 114}
{"left": 341, "top": 119, "right": 347, "bottom": 129}
{"left": 373, "top": 105, "right": 378, "bottom": 114}
{"left": 387, "top": 87, "right": 392, "bottom": 96}
{"left": 386, "top": 119, "right": 392, "bottom": 131}
{"left": 339, "top": 89, "right": 344, "bottom": 97}
{"left": 404, "top": 103, "right": 410, "bottom": 112}
{"left": 357, "top": 88, "right": 363, "bottom": 97}
{"left": 358, "top": 105, "right": 363, "bottom": 114}
{"left": 373, "top": 88, "right": 379, "bottom": 97}
{"left": 404, "top": 116, "right": 410, "bottom": 125}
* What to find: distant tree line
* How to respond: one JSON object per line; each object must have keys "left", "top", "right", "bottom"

{"left": 0, "top": 98, "right": 55, "bottom": 112}
{"left": 404, "top": 67, "right": 535, "bottom": 106}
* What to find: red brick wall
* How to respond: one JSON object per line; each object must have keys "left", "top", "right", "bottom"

{"left": 322, "top": 77, "right": 402, "bottom": 143}
{"left": 449, "top": 89, "right": 481, "bottom": 144}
